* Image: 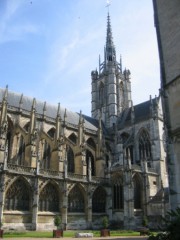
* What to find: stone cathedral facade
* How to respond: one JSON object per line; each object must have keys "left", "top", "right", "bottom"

{"left": 0, "top": 13, "right": 169, "bottom": 231}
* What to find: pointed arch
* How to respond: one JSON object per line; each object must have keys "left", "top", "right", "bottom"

{"left": 24, "top": 121, "right": 30, "bottom": 132}
{"left": 87, "top": 137, "right": 96, "bottom": 150}
{"left": 67, "top": 145, "right": 74, "bottom": 173}
{"left": 17, "top": 135, "right": 25, "bottom": 165}
{"left": 39, "top": 182, "right": 59, "bottom": 212}
{"left": 121, "top": 132, "right": 134, "bottom": 164}
{"left": 47, "top": 127, "right": 56, "bottom": 138}
{"left": 138, "top": 128, "right": 152, "bottom": 161}
{"left": 86, "top": 150, "right": 95, "bottom": 176}
{"left": 4, "top": 177, "right": 31, "bottom": 211}
{"left": 68, "top": 185, "right": 85, "bottom": 213}
{"left": 92, "top": 187, "right": 106, "bottom": 213}
{"left": 133, "top": 174, "right": 142, "bottom": 209}
{"left": 41, "top": 139, "right": 51, "bottom": 169}
{"left": 68, "top": 133, "right": 77, "bottom": 144}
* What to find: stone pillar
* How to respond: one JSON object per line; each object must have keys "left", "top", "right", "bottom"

{"left": 142, "top": 160, "right": 149, "bottom": 216}
{"left": 32, "top": 177, "right": 39, "bottom": 230}
{"left": 87, "top": 189, "right": 92, "bottom": 229}
{"left": 58, "top": 140, "right": 65, "bottom": 172}
{"left": 3, "top": 149, "right": 7, "bottom": 171}
{"left": 28, "top": 127, "right": 38, "bottom": 168}
{"left": 62, "top": 183, "right": 67, "bottom": 230}
{"left": 81, "top": 150, "right": 87, "bottom": 176}
{"left": 96, "top": 158, "right": 105, "bottom": 177}
{"left": 0, "top": 174, "right": 5, "bottom": 225}
{"left": 88, "top": 157, "right": 92, "bottom": 182}
{"left": 123, "top": 169, "right": 134, "bottom": 229}
{"left": 0, "top": 123, "right": 7, "bottom": 165}
{"left": 107, "top": 187, "right": 113, "bottom": 220}
{"left": 64, "top": 157, "right": 67, "bottom": 179}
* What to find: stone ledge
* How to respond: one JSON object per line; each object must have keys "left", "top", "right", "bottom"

{"left": 75, "top": 232, "right": 94, "bottom": 238}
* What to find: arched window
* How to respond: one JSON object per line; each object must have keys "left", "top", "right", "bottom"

{"left": 24, "top": 122, "right": 30, "bottom": 132}
{"left": 5, "top": 178, "right": 30, "bottom": 211}
{"left": 42, "top": 140, "right": 51, "bottom": 169}
{"left": 6, "top": 131, "right": 12, "bottom": 162}
{"left": 39, "top": 183, "right": 59, "bottom": 212}
{"left": 17, "top": 135, "right": 25, "bottom": 165}
{"left": 47, "top": 128, "right": 56, "bottom": 138}
{"left": 92, "top": 187, "right": 106, "bottom": 213}
{"left": 87, "top": 138, "right": 96, "bottom": 150}
{"left": 68, "top": 133, "right": 77, "bottom": 144}
{"left": 113, "top": 177, "right": 124, "bottom": 210}
{"left": 133, "top": 176, "right": 142, "bottom": 209}
{"left": 68, "top": 185, "right": 84, "bottom": 212}
{"left": 67, "top": 146, "right": 74, "bottom": 173}
{"left": 138, "top": 129, "right": 152, "bottom": 161}
{"left": 6, "top": 118, "right": 13, "bottom": 162}
{"left": 86, "top": 150, "right": 95, "bottom": 176}
{"left": 99, "top": 82, "right": 104, "bottom": 107}
{"left": 121, "top": 132, "right": 134, "bottom": 164}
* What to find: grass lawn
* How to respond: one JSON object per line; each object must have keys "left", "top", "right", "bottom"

{"left": 3, "top": 230, "right": 141, "bottom": 238}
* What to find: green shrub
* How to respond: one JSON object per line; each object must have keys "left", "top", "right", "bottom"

{"left": 54, "top": 215, "right": 62, "bottom": 230}
{"left": 148, "top": 207, "right": 180, "bottom": 240}
{"left": 102, "top": 216, "right": 109, "bottom": 229}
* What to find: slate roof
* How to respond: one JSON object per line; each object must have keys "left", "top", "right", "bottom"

{"left": 117, "top": 98, "right": 158, "bottom": 129}
{"left": 0, "top": 88, "right": 99, "bottom": 132}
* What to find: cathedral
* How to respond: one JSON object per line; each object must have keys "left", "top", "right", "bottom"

{"left": 0, "top": 12, "right": 169, "bottom": 231}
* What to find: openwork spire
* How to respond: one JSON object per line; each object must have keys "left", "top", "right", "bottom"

{"left": 106, "top": 13, "right": 114, "bottom": 48}
{"left": 105, "top": 12, "right": 116, "bottom": 64}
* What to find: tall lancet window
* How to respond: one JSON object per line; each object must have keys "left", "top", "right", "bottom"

{"left": 67, "top": 146, "right": 74, "bottom": 173}
{"left": 6, "top": 118, "right": 13, "bottom": 162}
{"left": 42, "top": 140, "right": 51, "bottom": 169}
{"left": 138, "top": 129, "right": 152, "bottom": 161}
{"left": 92, "top": 187, "right": 106, "bottom": 213}
{"left": 68, "top": 185, "right": 84, "bottom": 213}
{"left": 39, "top": 183, "right": 59, "bottom": 212}
{"left": 17, "top": 135, "right": 25, "bottom": 166}
{"left": 113, "top": 177, "right": 124, "bottom": 210}
{"left": 99, "top": 82, "right": 104, "bottom": 107}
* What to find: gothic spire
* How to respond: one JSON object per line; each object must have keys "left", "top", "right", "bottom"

{"left": 105, "top": 12, "right": 116, "bottom": 64}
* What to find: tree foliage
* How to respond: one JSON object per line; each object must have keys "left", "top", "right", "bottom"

{"left": 148, "top": 207, "right": 180, "bottom": 240}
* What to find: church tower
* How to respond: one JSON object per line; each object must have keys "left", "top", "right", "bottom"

{"left": 91, "top": 12, "right": 132, "bottom": 128}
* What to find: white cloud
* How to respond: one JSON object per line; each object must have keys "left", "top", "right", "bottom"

{"left": 0, "top": 0, "right": 38, "bottom": 43}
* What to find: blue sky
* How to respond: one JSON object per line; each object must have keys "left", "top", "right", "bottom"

{"left": 0, "top": 0, "right": 160, "bottom": 116}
